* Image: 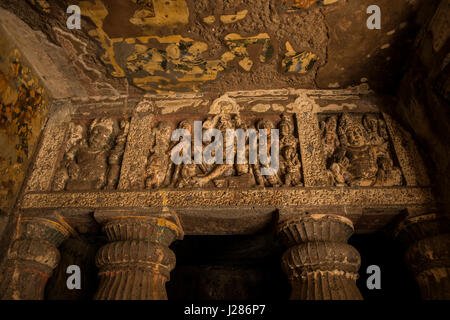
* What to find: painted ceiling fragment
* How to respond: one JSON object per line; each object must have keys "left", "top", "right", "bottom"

{"left": 1, "top": 0, "right": 424, "bottom": 94}
{"left": 282, "top": 41, "right": 318, "bottom": 73}
{"left": 124, "top": 35, "right": 234, "bottom": 91}
{"left": 220, "top": 10, "right": 248, "bottom": 24}
{"left": 281, "top": 0, "right": 339, "bottom": 11}
{"left": 77, "top": 0, "right": 280, "bottom": 91}
{"left": 224, "top": 33, "right": 274, "bottom": 71}
{"left": 130, "top": 0, "right": 189, "bottom": 32}
{"left": 0, "top": 49, "right": 47, "bottom": 210}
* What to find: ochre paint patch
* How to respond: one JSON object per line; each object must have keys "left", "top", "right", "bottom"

{"left": 0, "top": 49, "right": 48, "bottom": 210}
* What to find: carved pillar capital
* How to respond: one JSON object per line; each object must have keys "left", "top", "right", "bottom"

{"left": 277, "top": 214, "right": 362, "bottom": 300}
{"left": 93, "top": 210, "right": 183, "bottom": 300}
{"left": 0, "top": 217, "right": 73, "bottom": 300}
{"left": 395, "top": 213, "right": 450, "bottom": 300}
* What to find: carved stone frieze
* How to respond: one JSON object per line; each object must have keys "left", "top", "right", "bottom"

{"left": 20, "top": 187, "right": 434, "bottom": 209}
{"left": 18, "top": 90, "right": 434, "bottom": 236}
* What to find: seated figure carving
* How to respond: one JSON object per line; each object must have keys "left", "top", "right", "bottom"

{"left": 278, "top": 113, "right": 303, "bottom": 186}
{"left": 52, "top": 122, "right": 87, "bottom": 191}
{"left": 53, "top": 118, "right": 128, "bottom": 191}
{"left": 326, "top": 113, "right": 403, "bottom": 187}
{"left": 253, "top": 119, "right": 283, "bottom": 187}
{"left": 320, "top": 115, "right": 340, "bottom": 159}
{"left": 170, "top": 119, "right": 202, "bottom": 188}
{"left": 280, "top": 146, "right": 303, "bottom": 187}
{"left": 141, "top": 112, "right": 304, "bottom": 189}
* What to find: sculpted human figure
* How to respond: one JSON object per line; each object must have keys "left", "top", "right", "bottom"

{"left": 328, "top": 114, "right": 383, "bottom": 187}
{"left": 363, "top": 114, "right": 387, "bottom": 147}
{"left": 327, "top": 113, "right": 403, "bottom": 187}
{"left": 279, "top": 113, "right": 297, "bottom": 151}
{"left": 145, "top": 121, "right": 174, "bottom": 189}
{"left": 281, "top": 146, "right": 303, "bottom": 187}
{"left": 106, "top": 119, "right": 130, "bottom": 189}
{"left": 170, "top": 120, "right": 202, "bottom": 188}
{"left": 374, "top": 156, "right": 403, "bottom": 186}
{"left": 52, "top": 122, "right": 87, "bottom": 191}
{"left": 192, "top": 113, "right": 235, "bottom": 187}
{"left": 320, "top": 115, "right": 340, "bottom": 159}
{"left": 253, "top": 119, "right": 282, "bottom": 187}
{"left": 233, "top": 114, "right": 252, "bottom": 177}
{"left": 63, "top": 118, "right": 120, "bottom": 191}
{"left": 278, "top": 114, "right": 302, "bottom": 186}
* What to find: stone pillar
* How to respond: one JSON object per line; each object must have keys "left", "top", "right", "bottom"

{"left": 395, "top": 213, "right": 450, "bottom": 300}
{"left": 277, "top": 214, "right": 362, "bottom": 300}
{"left": 94, "top": 211, "right": 184, "bottom": 300}
{"left": 0, "top": 217, "right": 73, "bottom": 300}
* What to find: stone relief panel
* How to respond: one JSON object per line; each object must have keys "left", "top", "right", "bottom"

{"left": 319, "top": 113, "right": 404, "bottom": 187}
{"left": 17, "top": 91, "right": 434, "bottom": 216}
{"left": 144, "top": 112, "right": 303, "bottom": 189}
{"left": 52, "top": 117, "right": 130, "bottom": 191}
{"left": 22, "top": 90, "right": 431, "bottom": 197}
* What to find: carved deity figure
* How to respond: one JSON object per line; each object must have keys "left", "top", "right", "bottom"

{"left": 53, "top": 118, "right": 128, "bottom": 191}
{"left": 253, "top": 119, "right": 283, "bottom": 187}
{"left": 279, "top": 113, "right": 298, "bottom": 151}
{"left": 170, "top": 120, "right": 202, "bottom": 188}
{"left": 326, "top": 113, "right": 402, "bottom": 187}
{"left": 281, "top": 146, "right": 303, "bottom": 187}
{"left": 232, "top": 114, "right": 251, "bottom": 177}
{"left": 144, "top": 112, "right": 304, "bottom": 190}
{"left": 363, "top": 114, "right": 388, "bottom": 147}
{"left": 374, "top": 156, "right": 403, "bottom": 187}
{"left": 52, "top": 122, "right": 87, "bottom": 191}
{"left": 320, "top": 115, "right": 340, "bottom": 159}
{"left": 191, "top": 113, "right": 236, "bottom": 187}
{"left": 107, "top": 120, "right": 130, "bottom": 189}
{"left": 145, "top": 121, "right": 174, "bottom": 189}
{"left": 278, "top": 114, "right": 303, "bottom": 186}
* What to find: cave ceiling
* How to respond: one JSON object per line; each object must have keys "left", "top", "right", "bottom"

{"left": 0, "top": 0, "right": 438, "bottom": 95}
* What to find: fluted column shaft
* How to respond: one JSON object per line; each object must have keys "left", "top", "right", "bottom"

{"left": 0, "top": 217, "right": 72, "bottom": 300}
{"left": 94, "top": 214, "right": 183, "bottom": 300}
{"left": 278, "top": 214, "right": 362, "bottom": 300}
{"left": 395, "top": 213, "right": 450, "bottom": 300}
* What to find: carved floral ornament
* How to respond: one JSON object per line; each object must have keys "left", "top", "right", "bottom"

{"left": 49, "top": 97, "right": 417, "bottom": 192}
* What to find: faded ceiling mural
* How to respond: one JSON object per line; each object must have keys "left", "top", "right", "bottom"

{"left": 0, "top": 0, "right": 433, "bottom": 94}
{"left": 0, "top": 47, "right": 48, "bottom": 211}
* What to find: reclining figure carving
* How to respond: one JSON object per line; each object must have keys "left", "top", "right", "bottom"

{"left": 143, "top": 112, "right": 304, "bottom": 189}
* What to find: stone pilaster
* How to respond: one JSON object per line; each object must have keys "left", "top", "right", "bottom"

{"left": 0, "top": 217, "right": 73, "bottom": 300}
{"left": 94, "top": 211, "right": 184, "bottom": 300}
{"left": 277, "top": 214, "right": 362, "bottom": 300}
{"left": 395, "top": 213, "right": 450, "bottom": 300}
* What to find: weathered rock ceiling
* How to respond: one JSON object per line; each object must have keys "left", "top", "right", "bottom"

{"left": 0, "top": 0, "right": 439, "bottom": 95}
